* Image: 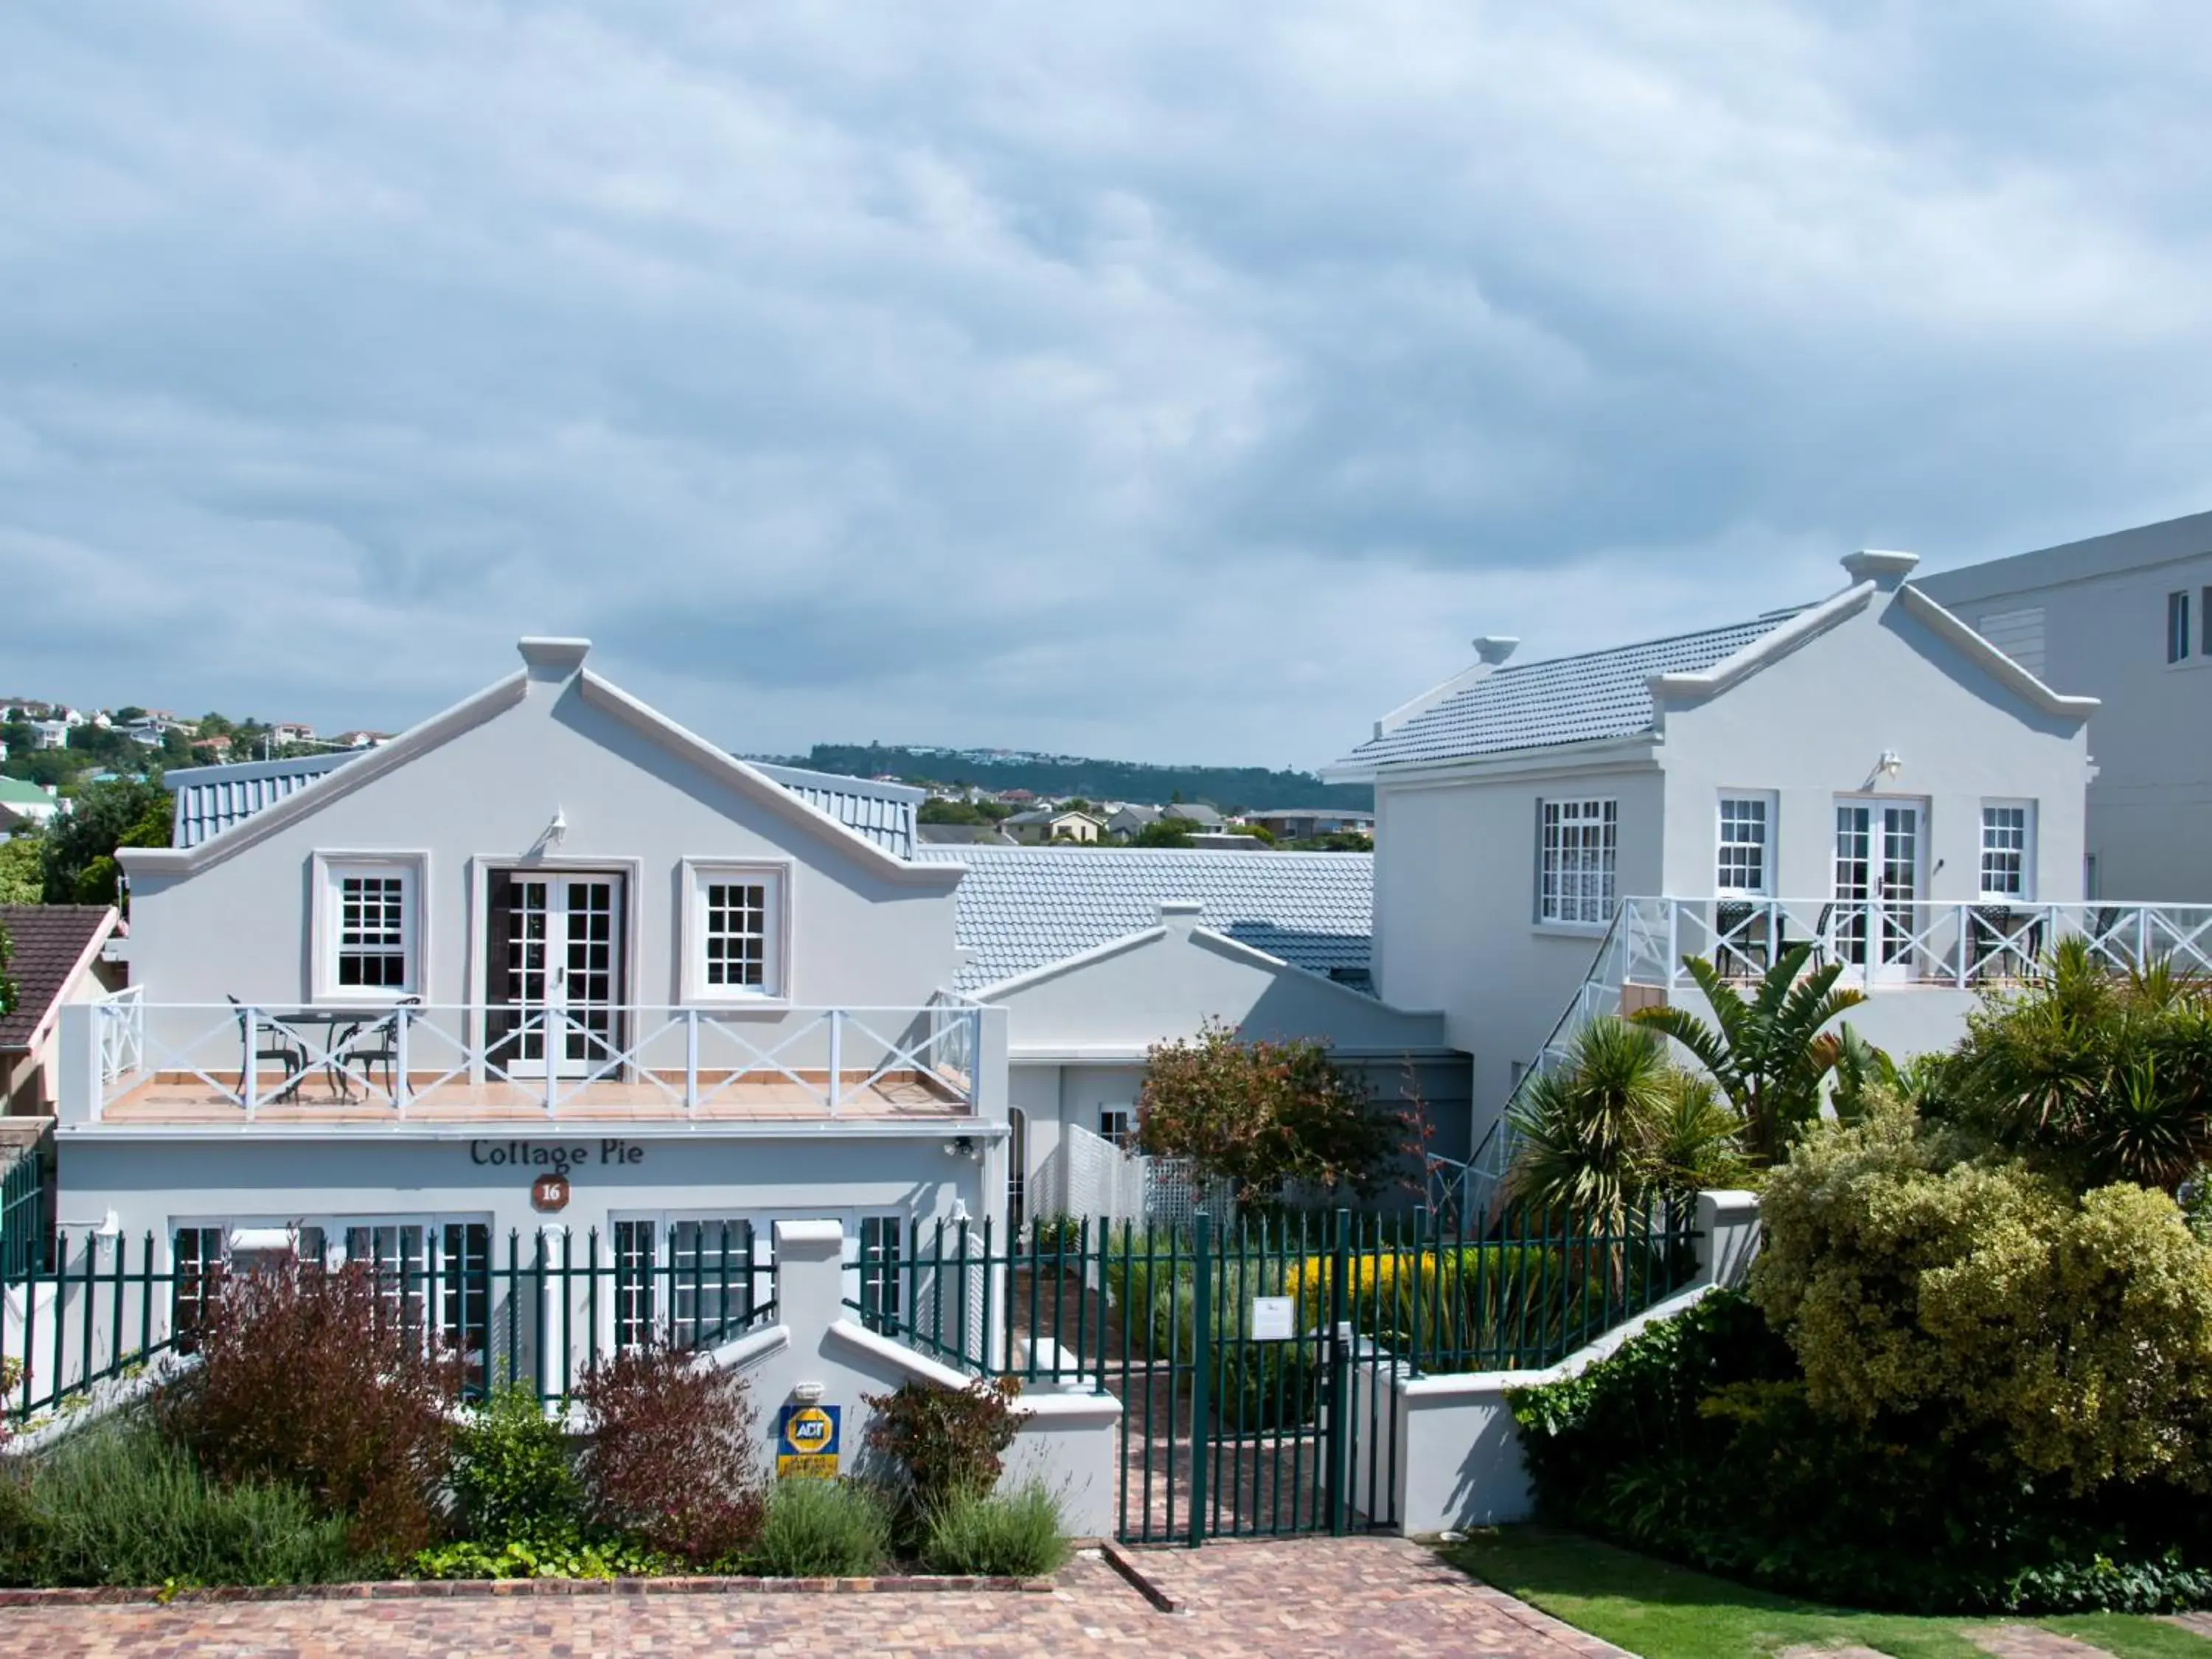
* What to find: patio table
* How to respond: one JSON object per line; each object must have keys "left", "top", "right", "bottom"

{"left": 262, "top": 1008, "right": 400, "bottom": 1104}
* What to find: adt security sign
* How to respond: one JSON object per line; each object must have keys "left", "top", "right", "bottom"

{"left": 776, "top": 1402, "right": 841, "bottom": 1479}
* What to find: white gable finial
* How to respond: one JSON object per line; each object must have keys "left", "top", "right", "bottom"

{"left": 1841, "top": 550, "right": 1919, "bottom": 587}
{"left": 518, "top": 638, "right": 591, "bottom": 677}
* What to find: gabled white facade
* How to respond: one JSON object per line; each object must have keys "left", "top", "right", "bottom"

{"left": 1333, "top": 552, "right": 2099, "bottom": 1120}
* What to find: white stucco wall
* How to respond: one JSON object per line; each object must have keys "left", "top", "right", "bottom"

{"left": 56, "top": 1127, "right": 995, "bottom": 1248}
{"left": 1372, "top": 763, "right": 1663, "bottom": 1113}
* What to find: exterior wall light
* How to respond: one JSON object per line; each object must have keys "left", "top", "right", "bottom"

{"left": 1879, "top": 751, "right": 1903, "bottom": 777}
{"left": 548, "top": 807, "right": 568, "bottom": 846}
{"left": 942, "top": 1135, "right": 979, "bottom": 1161}
{"left": 791, "top": 1380, "right": 825, "bottom": 1405}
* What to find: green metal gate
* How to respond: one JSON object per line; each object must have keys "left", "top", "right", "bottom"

{"left": 855, "top": 1199, "right": 1702, "bottom": 1548}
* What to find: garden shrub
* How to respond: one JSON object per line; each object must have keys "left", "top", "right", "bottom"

{"left": 750, "top": 1478, "right": 891, "bottom": 1577}
{"left": 157, "top": 1256, "right": 461, "bottom": 1562}
{"left": 1137, "top": 1019, "right": 1410, "bottom": 1203}
{"left": 411, "top": 1534, "right": 668, "bottom": 1581}
{"left": 1512, "top": 1287, "right": 2212, "bottom": 1613}
{"left": 0, "top": 1418, "right": 356, "bottom": 1587}
{"left": 1753, "top": 1095, "right": 2212, "bottom": 1493}
{"left": 862, "top": 1377, "right": 1020, "bottom": 1512}
{"left": 573, "top": 1340, "right": 763, "bottom": 1569}
{"left": 450, "top": 1383, "right": 584, "bottom": 1545}
{"left": 919, "top": 1481, "right": 1070, "bottom": 1577}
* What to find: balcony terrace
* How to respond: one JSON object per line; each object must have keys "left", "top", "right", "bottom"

{"left": 63, "top": 993, "right": 985, "bottom": 1127}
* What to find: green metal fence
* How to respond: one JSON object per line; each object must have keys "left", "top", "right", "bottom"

{"left": 3, "top": 1226, "right": 778, "bottom": 1423}
{"left": 850, "top": 1200, "right": 1701, "bottom": 1545}
{"left": 0, "top": 1149, "right": 48, "bottom": 1279}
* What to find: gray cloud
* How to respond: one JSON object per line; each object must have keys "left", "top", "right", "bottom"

{"left": 3, "top": 1, "right": 2209, "bottom": 765}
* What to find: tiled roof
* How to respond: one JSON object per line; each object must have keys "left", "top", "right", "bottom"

{"left": 165, "top": 752, "right": 358, "bottom": 849}
{"left": 1338, "top": 609, "right": 1807, "bottom": 770}
{"left": 916, "top": 846, "right": 1373, "bottom": 992}
{"left": 0, "top": 905, "right": 114, "bottom": 1052}
{"left": 750, "top": 764, "right": 920, "bottom": 860}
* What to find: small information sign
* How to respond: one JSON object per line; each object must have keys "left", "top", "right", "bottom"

{"left": 1249, "top": 1295, "right": 1296, "bottom": 1342}
{"left": 776, "top": 1402, "right": 841, "bottom": 1479}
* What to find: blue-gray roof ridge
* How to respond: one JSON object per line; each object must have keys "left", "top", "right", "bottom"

{"left": 164, "top": 751, "right": 358, "bottom": 849}
{"left": 1339, "top": 606, "right": 1811, "bottom": 771}
{"left": 748, "top": 762, "right": 919, "bottom": 858}
{"left": 915, "top": 845, "right": 1372, "bottom": 993}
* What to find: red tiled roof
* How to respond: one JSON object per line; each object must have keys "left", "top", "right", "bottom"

{"left": 0, "top": 905, "right": 117, "bottom": 1052}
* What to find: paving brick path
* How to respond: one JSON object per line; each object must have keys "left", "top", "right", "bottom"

{"left": 0, "top": 1536, "right": 1627, "bottom": 1658}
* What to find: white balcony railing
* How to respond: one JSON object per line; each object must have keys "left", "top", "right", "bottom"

{"left": 1621, "top": 897, "right": 2212, "bottom": 993}
{"left": 82, "top": 991, "right": 986, "bottom": 1124}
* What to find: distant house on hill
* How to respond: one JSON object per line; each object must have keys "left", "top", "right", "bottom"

{"left": 1005, "top": 807, "right": 1105, "bottom": 845}
{"left": 1103, "top": 804, "right": 1160, "bottom": 841}
{"left": 1245, "top": 807, "right": 1377, "bottom": 841}
{"left": 0, "top": 777, "right": 63, "bottom": 834}
{"left": 917, "top": 823, "right": 1018, "bottom": 847}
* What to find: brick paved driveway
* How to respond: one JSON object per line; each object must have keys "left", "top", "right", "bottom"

{"left": 0, "top": 1536, "right": 1627, "bottom": 1658}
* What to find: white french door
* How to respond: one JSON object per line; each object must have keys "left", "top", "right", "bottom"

{"left": 487, "top": 872, "right": 625, "bottom": 1079}
{"left": 1833, "top": 801, "right": 1925, "bottom": 982}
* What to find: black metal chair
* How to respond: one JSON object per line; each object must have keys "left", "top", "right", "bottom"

{"left": 1969, "top": 905, "right": 2043, "bottom": 984}
{"left": 1776, "top": 903, "right": 1837, "bottom": 971}
{"left": 1712, "top": 900, "right": 1766, "bottom": 979}
{"left": 229, "top": 994, "right": 307, "bottom": 1104}
{"left": 340, "top": 996, "right": 420, "bottom": 1102}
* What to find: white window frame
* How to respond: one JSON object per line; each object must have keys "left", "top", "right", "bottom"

{"left": 1098, "top": 1105, "right": 1135, "bottom": 1150}
{"left": 310, "top": 851, "right": 428, "bottom": 1004}
{"left": 1714, "top": 792, "right": 1777, "bottom": 897}
{"left": 1978, "top": 801, "right": 2037, "bottom": 902}
{"left": 2168, "top": 590, "right": 2194, "bottom": 666}
{"left": 679, "top": 858, "right": 792, "bottom": 1006}
{"left": 1537, "top": 797, "right": 1618, "bottom": 928}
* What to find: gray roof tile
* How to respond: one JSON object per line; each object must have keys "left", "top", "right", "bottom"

{"left": 165, "top": 752, "right": 357, "bottom": 848}
{"left": 916, "top": 846, "right": 1371, "bottom": 992}
{"left": 1339, "top": 609, "right": 1805, "bottom": 770}
{"left": 750, "top": 764, "right": 919, "bottom": 859}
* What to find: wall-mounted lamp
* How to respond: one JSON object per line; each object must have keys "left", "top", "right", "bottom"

{"left": 942, "top": 1135, "right": 980, "bottom": 1161}
{"left": 1877, "top": 751, "right": 1903, "bottom": 778}
{"left": 547, "top": 807, "right": 568, "bottom": 847}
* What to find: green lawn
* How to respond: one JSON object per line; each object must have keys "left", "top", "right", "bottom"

{"left": 1436, "top": 1526, "right": 2212, "bottom": 1659}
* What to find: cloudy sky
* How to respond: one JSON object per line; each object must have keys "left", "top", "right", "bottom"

{"left": 4, "top": 3, "right": 2208, "bottom": 768}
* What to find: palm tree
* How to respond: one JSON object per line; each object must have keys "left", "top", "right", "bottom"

{"left": 1628, "top": 943, "right": 1865, "bottom": 1165}
{"left": 1506, "top": 1018, "right": 1745, "bottom": 1223}
{"left": 1949, "top": 937, "right": 2212, "bottom": 1192}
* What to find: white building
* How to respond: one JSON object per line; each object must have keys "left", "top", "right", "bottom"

{"left": 1917, "top": 509, "right": 2212, "bottom": 900}
{"left": 29, "top": 720, "right": 69, "bottom": 751}
{"left": 65, "top": 639, "right": 1006, "bottom": 1303}
{"left": 914, "top": 845, "right": 1467, "bottom": 1232}
{"left": 1328, "top": 549, "right": 2109, "bottom": 1133}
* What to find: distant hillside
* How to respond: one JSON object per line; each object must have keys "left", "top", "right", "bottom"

{"left": 756, "top": 744, "right": 1374, "bottom": 814}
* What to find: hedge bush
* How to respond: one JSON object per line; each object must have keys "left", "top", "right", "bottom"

{"left": 1753, "top": 1096, "right": 2212, "bottom": 1494}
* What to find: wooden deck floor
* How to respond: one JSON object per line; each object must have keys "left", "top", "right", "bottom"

{"left": 100, "top": 1069, "right": 969, "bottom": 1124}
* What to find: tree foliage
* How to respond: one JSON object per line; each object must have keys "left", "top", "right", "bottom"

{"left": 1630, "top": 943, "right": 1865, "bottom": 1164}
{"left": 1505, "top": 1017, "right": 1744, "bottom": 1223}
{"left": 1933, "top": 939, "right": 2212, "bottom": 1193}
{"left": 39, "top": 776, "right": 170, "bottom": 905}
{"left": 1753, "top": 1093, "right": 2212, "bottom": 1495}
{"left": 1138, "top": 1019, "right": 1407, "bottom": 1203}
